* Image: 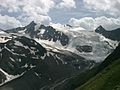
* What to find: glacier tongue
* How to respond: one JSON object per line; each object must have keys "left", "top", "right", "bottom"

{"left": 35, "top": 29, "right": 118, "bottom": 62}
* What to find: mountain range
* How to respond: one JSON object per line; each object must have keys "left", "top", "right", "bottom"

{"left": 0, "top": 21, "right": 119, "bottom": 90}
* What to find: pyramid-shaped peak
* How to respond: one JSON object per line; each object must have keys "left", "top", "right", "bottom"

{"left": 95, "top": 25, "right": 106, "bottom": 32}
{"left": 98, "top": 25, "right": 104, "bottom": 29}
{"left": 28, "top": 21, "right": 36, "bottom": 26}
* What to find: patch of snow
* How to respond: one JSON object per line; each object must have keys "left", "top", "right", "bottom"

{"left": 0, "top": 36, "right": 11, "bottom": 43}
{"left": 21, "top": 64, "right": 28, "bottom": 68}
{"left": 49, "top": 78, "right": 52, "bottom": 81}
{"left": 9, "top": 57, "right": 15, "bottom": 62}
{"left": 99, "top": 34, "right": 118, "bottom": 49}
{"left": 34, "top": 72, "right": 39, "bottom": 76}
{"left": 18, "top": 29, "right": 26, "bottom": 34}
{"left": 38, "top": 29, "right": 45, "bottom": 35}
{"left": 69, "top": 26, "right": 86, "bottom": 31}
{"left": 0, "top": 68, "right": 11, "bottom": 80}
{"left": 41, "top": 53, "right": 47, "bottom": 60}
{"left": 55, "top": 54, "right": 64, "bottom": 64}
{"left": 0, "top": 68, "right": 24, "bottom": 86}
{"left": 29, "top": 64, "right": 36, "bottom": 68}
{"left": 18, "top": 58, "right": 21, "bottom": 62}
{"left": 0, "top": 31, "right": 6, "bottom": 34}
{"left": 14, "top": 41, "right": 24, "bottom": 47}
{"left": 34, "top": 38, "right": 65, "bottom": 51}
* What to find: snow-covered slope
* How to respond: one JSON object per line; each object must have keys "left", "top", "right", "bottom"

{"left": 35, "top": 26, "right": 118, "bottom": 62}
{"left": 6, "top": 21, "right": 118, "bottom": 62}
{"left": 0, "top": 36, "right": 95, "bottom": 88}
{"left": 0, "top": 22, "right": 118, "bottom": 90}
{"left": 0, "top": 29, "right": 11, "bottom": 43}
{"left": 67, "top": 30, "right": 117, "bottom": 62}
{"left": 0, "top": 30, "right": 6, "bottom": 35}
{"left": 0, "top": 36, "right": 46, "bottom": 85}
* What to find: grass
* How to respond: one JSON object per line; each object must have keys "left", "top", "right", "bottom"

{"left": 76, "top": 59, "right": 120, "bottom": 90}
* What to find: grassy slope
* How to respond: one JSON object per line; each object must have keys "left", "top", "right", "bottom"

{"left": 76, "top": 59, "right": 120, "bottom": 90}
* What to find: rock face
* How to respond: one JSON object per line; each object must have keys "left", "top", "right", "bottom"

{"left": 0, "top": 36, "right": 47, "bottom": 84}
{"left": 0, "top": 36, "right": 46, "bottom": 75}
{"left": 0, "top": 71, "right": 6, "bottom": 84}
{"left": 36, "top": 25, "right": 69, "bottom": 46}
{"left": 76, "top": 45, "right": 92, "bottom": 53}
{"left": 0, "top": 36, "right": 95, "bottom": 90}
{"left": 6, "top": 22, "right": 116, "bottom": 61}
{"left": 75, "top": 43, "right": 120, "bottom": 90}
{"left": 98, "top": 43, "right": 120, "bottom": 71}
{"left": 95, "top": 25, "right": 120, "bottom": 41}
{"left": 0, "top": 22, "right": 117, "bottom": 90}
{"left": 6, "top": 21, "right": 69, "bottom": 46}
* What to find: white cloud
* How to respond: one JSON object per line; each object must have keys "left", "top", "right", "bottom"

{"left": 22, "top": 0, "right": 55, "bottom": 15}
{"left": 0, "top": 0, "right": 76, "bottom": 28}
{"left": 83, "top": 0, "right": 120, "bottom": 16}
{"left": 0, "top": 0, "right": 55, "bottom": 27}
{"left": 18, "top": 14, "right": 51, "bottom": 25}
{"left": 0, "top": 0, "right": 55, "bottom": 14}
{"left": 0, "top": 0, "right": 23, "bottom": 13}
{"left": 0, "top": 14, "right": 22, "bottom": 29}
{"left": 56, "top": 0, "right": 76, "bottom": 9}
{"left": 69, "top": 16, "right": 120, "bottom": 30}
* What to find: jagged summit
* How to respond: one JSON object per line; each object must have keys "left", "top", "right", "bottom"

{"left": 95, "top": 25, "right": 120, "bottom": 41}
{"left": 95, "top": 25, "right": 106, "bottom": 33}
{"left": 6, "top": 22, "right": 70, "bottom": 46}
{"left": 28, "top": 21, "right": 36, "bottom": 26}
{"left": 0, "top": 21, "right": 119, "bottom": 90}
{"left": 25, "top": 21, "right": 37, "bottom": 32}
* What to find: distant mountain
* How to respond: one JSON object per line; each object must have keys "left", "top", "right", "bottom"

{"left": 6, "top": 21, "right": 69, "bottom": 46}
{"left": 76, "top": 43, "right": 120, "bottom": 90}
{"left": 0, "top": 22, "right": 118, "bottom": 90}
{"left": 5, "top": 21, "right": 117, "bottom": 62}
{"left": 95, "top": 25, "right": 120, "bottom": 41}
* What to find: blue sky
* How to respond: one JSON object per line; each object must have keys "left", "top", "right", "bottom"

{"left": 49, "top": 0, "right": 105, "bottom": 23}
{"left": 0, "top": 0, "right": 120, "bottom": 30}
{"left": 49, "top": 0, "right": 85, "bottom": 24}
